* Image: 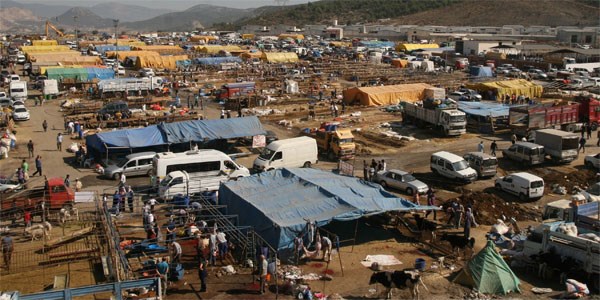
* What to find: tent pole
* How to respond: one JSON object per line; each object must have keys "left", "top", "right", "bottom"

{"left": 337, "top": 235, "right": 344, "bottom": 277}
{"left": 352, "top": 219, "right": 358, "bottom": 252}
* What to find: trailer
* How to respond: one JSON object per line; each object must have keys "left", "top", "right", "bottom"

{"left": 533, "top": 128, "right": 579, "bottom": 163}
{"left": 509, "top": 102, "right": 580, "bottom": 137}
{"left": 97, "top": 77, "right": 164, "bottom": 97}
{"left": 402, "top": 101, "right": 466, "bottom": 136}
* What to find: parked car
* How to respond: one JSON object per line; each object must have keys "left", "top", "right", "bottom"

{"left": 12, "top": 106, "right": 30, "bottom": 121}
{"left": 0, "top": 177, "right": 22, "bottom": 193}
{"left": 584, "top": 153, "right": 600, "bottom": 169}
{"left": 527, "top": 69, "right": 548, "bottom": 80}
{"left": 139, "top": 68, "right": 155, "bottom": 77}
{"left": 495, "top": 172, "right": 545, "bottom": 201}
{"left": 458, "top": 88, "right": 482, "bottom": 100}
{"left": 373, "top": 169, "right": 429, "bottom": 195}
{"left": 502, "top": 142, "right": 545, "bottom": 166}
{"left": 0, "top": 98, "right": 11, "bottom": 108}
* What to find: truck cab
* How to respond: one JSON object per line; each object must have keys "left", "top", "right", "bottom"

{"left": 314, "top": 128, "right": 355, "bottom": 161}
{"left": 543, "top": 198, "right": 600, "bottom": 231}
{"left": 0, "top": 178, "right": 75, "bottom": 219}
{"left": 442, "top": 109, "right": 467, "bottom": 136}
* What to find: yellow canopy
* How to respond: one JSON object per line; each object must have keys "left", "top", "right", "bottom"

{"left": 329, "top": 41, "right": 351, "bottom": 48}
{"left": 391, "top": 59, "right": 408, "bottom": 68}
{"left": 105, "top": 50, "right": 160, "bottom": 61}
{"left": 32, "top": 40, "right": 58, "bottom": 46}
{"left": 195, "top": 45, "right": 243, "bottom": 54}
{"left": 21, "top": 45, "right": 72, "bottom": 54}
{"left": 190, "top": 35, "right": 219, "bottom": 42}
{"left": 343, "top": 83, "right": 435, "bottom": 106}
{"left": 278, "top": 34, "right": 304, "bottom": 40}
{"left": 396, "top": 43, "right": 439, "bottom": 52}
{"left": 261, "top": 52, "right": 299, "bottom": 63}
{"left": 241, "top": 51, "right": 264, "bottom": 60}
{"left": 131, "top": 45, "right": 184, "bottom": 55}
{"left": 465, "top": 79, "right": 543, "bottom": 100}
{"left": 30, "top": 55, "right": 101, "bottom": 65}
{"left": 134, "top": 55, "right": 189, "bottom": 70}
{"left": 241, "top": 34, "right": 255, "bottom": 40}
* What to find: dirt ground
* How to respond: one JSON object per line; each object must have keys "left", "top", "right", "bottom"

{"left": 1, "top": 65, "right": 600, "bottom": 299}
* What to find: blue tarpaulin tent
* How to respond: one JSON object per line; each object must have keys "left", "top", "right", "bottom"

{"left": 94, "top": 45, "right": 131, "bottom": 54}
{"left": 193, "top": 57, "right": 242, "bottom": 65}
{"left": 458, "top": 101, "right": 510, "bottom": 118}
{"left": 85, "top": 116, "right": 266, "bottom": 153}
{"left": 469, "top": 66, "right": 493, "bottom": 77}
{"left": 86, "top": 67, "right": 115, "bottom": 81}
{"left": 219, "top": 168, "right": 439, "bottom": 250}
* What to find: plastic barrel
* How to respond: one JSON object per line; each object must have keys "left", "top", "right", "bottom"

{"left": 414, "top": 258, "right": 426, "bottom": 271}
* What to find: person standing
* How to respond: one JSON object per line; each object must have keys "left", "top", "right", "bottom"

{"left": 586, "top": 123, "right": 592, "bottom": 139}
{"left": 381, "top": 159, "right": 386, "bottom": 172}
{"left": 258, "top": 254, "right": 268, "bottom": 294}
{"left": 490, "top": 140, "right": 497, "bottom": 156}
{"left": 17, "top": 168, "right": 25, "bottom": 185}
{"left": 511, "top": 133, "right": 517, "bottom": 145}
{"left": 74, "top": 178, "right": 82, "bottom": 192}
{"left": 425, "top": 187, "right": 437, "bottom": 220}
{"left": 208, "top": 229, "right": 218, "bottom": 266}
{"left": 64, "top": 174, "right": 71, "bottom": 188}
{"left": 42, "top": 120, "right": 48, "bottom": 132}
{"left": 464, "top": 208, "right": 478, "bottom": 239}
{"left": 363, "top": 160, "right": 369, "bottom": 181}
{"left": 165, "top": 219, "right": 176, "bottom": 244}
{"left": 127, "top": 186, "right": 134, "bottom": 212}
{"left": 21, "top": 159, "right": 29, "bottom": 175}
{"left": 24, "top": 210, "right": 32, "bottom": 228}
{"left": 32, "top": 156, "right": 42, "bottom": 176}
{"left": 2, "top": 234, "right": 14, "bottom": 272}
{"left": 171, "top": 241, "right": 182, "bottom": 264}
{"left": 156, "top": 257, "right": 169, "bottom": 296}
{"left": 198, "top": 252, "right": 208, "bottom": 292}
{"left": 477, "top": 141, "right": 484, "bottom": 153}
{"left": 216, "top": 229, "right": 228, "bottom": 265}
{"left": 27, "top": 140, "right": 34, "bottom": 158}
{"left": 56, "top": 133, "right": 63, "bottom": 151}
{"left": 120, "top": 173, "right": 127, "bottom": 187}
{"left": 578, "top": 136, "right": 586, "bottom": 154}
{"left": 321, "top": 235, "right": 332, "bottom": 262}
{"left": 220, "top": 109, "right": 225, "bottom": 119}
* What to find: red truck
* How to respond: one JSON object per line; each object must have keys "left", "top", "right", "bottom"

{"left": 214, "top": 82, "right": 256, "bottom": 101}
{"left": 0, "top": 178, "right": 75, "bottom": 220}
{"left": 574, "top": 95, "right": 600, "bottom": 130}
{"left": 509, "top": 102, "right": 580, "bottom": 137}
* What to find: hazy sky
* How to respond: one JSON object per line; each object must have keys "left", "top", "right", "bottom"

{"left": 15, "top": 0, "right": 312, "bottom": 10}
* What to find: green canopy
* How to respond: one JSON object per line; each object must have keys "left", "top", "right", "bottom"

{"left": 453, "top": 240, "right": 521, "bottom": 295}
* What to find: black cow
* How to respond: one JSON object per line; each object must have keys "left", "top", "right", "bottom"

{"left": 440, "top": 234, "right": 475, "bottom": 257}
{"left": 369, "top": 268, "right": 428, "bottom": 300}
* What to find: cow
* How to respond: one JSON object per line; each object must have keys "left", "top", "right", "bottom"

{"left": 440, "top": 234, "right": 475, "bottom": 258}
{"left": 369, "top": 269, "right": 428, "bottom": 300}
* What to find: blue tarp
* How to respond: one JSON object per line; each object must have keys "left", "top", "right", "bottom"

{"left": 85, "top": 116, "right": 266, "bottom": 153}
{"left": 458, "top": 101, "right": 510, "bottom": 118}
{"left": 176, "top": 59, "right": 192, "bottom": 67}
{"left": 358, "top": 41, "right": 395, "bottom": 48}
{"left": 86, "top": 67, "right": 115, "bottom": 81}
{"left": 470, "top": 66, "right": 493, "bottom": 77}
{"left": 94, "top": 45, "right": 131, "bottom": 54}
{"left": 159, "top": 116, "right": 265, "bottom": 144}
{"left": 193, "top": 57, "right": 242, "bottom": 65}
{"left": 219, "top": 168, "right": 438, "bottom": 250}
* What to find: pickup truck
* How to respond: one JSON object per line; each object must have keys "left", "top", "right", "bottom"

{"left": 543, "top": 199, "right": 600, "bottom": 231}
{"left": 0, "top": 178, "right": 75, "bottom": 220}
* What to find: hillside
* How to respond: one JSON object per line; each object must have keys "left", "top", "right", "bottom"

{"left": 0, "top": 7, "right": 41, "bottom": 32}
{"left": 0, "top": 0, "right": 72, "bottom": 19}
{"left": 238, "top": 0, "right": 600, "bottom": 27}
{"left": 124, "top": 4, "right": 254, "bottom": 31}
{"left": 90, "top": 2, "right": 173, "bottom": 23}
{"left": 55, "top": 7, "right": 115, "bottom": 29}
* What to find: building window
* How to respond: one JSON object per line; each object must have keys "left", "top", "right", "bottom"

{"left": 585, "top": 35, "right": 592, "bottom": 43}
{"left": 571, "top": 35, "right": 578, "bottom": 43}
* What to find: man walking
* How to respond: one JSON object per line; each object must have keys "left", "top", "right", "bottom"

{"left": 578, "top": 136, "right": 586, "bottom": 154}
{"left": 258, "top": 254, "right": 268, "bottom": 294}
{"left": 198, "top": 252, "right": 208, "bottom": 292}
{"left": 27, "top": 140, "right": 34, "bottom": 158}
{"left": 477, "top": 141, "right": 484, "bottom": 152}
{"left": 64, "top": 174, "right": 71, "bottom": 188}
{"left": 490, "top": 140, "right": 497, "bottom": 156}
{"left": 56, "top": 133, "right": 63, "bottom": 151}
{"left": 2, "top": 233, "right": 13, "bottom": 272}
{"left": 42, "top": 120, "right": 48, "bottom": 132}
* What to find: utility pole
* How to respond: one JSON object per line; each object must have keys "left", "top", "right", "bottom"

{"left": 113, "top": 19, "right": 120, "bottom": 78}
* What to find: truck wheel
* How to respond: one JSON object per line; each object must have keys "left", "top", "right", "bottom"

{"left": 303, "top": 161, "right": 311, "bottom": 168}
{"left": 113, "top": 173, "right": 121, "bottom": 181}
{"left": 406, "top": 187, "right": 414, "bottom": 196}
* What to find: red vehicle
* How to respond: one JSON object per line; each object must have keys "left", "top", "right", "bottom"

{"left": 214, "top": 82, "right": 256, "bottom": 101}
{"left": 509, "top": 102, "right": 580, "bottom": 137}
{"left": 575, "top": 95, "right": 600, "bottom": 130}
{"left": 0, "top": 178, "right": 75, "bottom": 220}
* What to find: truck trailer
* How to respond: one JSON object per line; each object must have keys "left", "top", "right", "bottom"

{"left": 402, "top": 101, "right": 466, "bottom": 136}
{"left": 533, "top": 128, "right": 579, "bottom": 163}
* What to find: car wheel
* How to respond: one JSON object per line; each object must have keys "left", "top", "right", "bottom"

{"left": 432, "top": 169, "right": 439, "bottom": 175}
{"left": 380, "top": 181, "right": 387, "bottom": 188}
{"left": 519, "top": 193, "right": 527, "bottom": 201}
{"left": 495, "top": 183, "right": 502, "bottom": 190}
{"left": 585, "top": 160, "right": 593, "bottom": 168}
{"left": 303, "top": 161, "right": 311, "bottom": 168}
{"left": 406, "top": 187, "right": 414, "bottom": 196}
{"left": 113, "top": 173, "right": 121, "bottom": 180}
{"left": 147, "top": 170, "right": 153, "bottom": 176}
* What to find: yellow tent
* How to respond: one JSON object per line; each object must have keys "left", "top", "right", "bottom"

{"left": 190, "top": 35, "right": 219, "bottom": 43}
{"left": 343, "top": 83, "right": 434, "bottom": 106}
{"left": 278, "top": 34, "right": 304, "bottom": 41}
{"left": 396, "top": 43, "right": 439, "bottom": 52}
{"left": 466, "top": 79, "right": 543, "bottom": 100}
{"left": 195, "top": 45, "right": 243, "bottom": 54}
{"left": 105, "top": 50, "right": 160, "bottom": 61}
{"left": 329, "top": 41, "right": 351, "bottom": 48}
{"left": 261, "top": 52, "right": 299, "bottom": 63}
{"left": 134, "top": 55, "right": 188, "bottom": 70}
{"left": 32, "top": 40, "right": 58, "bottom": 46}
{"left": 241, "top": 34, "right": 255, "bottom": 40}
{"left": 27, "top": 52, "right": 84, "bottom": 62}
{"left": 20, "top": 45, "right": 72, "bottom": 54}
{"left": 391, "top": 59, "right": 408, "bottom": 68}
{"left": 131, "top": 45, "right": 184, "bottom": 55}
{"left": 241, "top": 51, "right": 264, "bottom": 60}
{"left": 31, "top": 55, "right": 101, "bottom": 65}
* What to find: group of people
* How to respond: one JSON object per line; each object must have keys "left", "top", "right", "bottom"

{"left": 445, "top": 200, "right": 478, "bottom": 239}
{"left": 110, "top": 185, "right": 136, "bottom": 215}
{"left": 362, "top": 158, "right": 387, "bottom": 182}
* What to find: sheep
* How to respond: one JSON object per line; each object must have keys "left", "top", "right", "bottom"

{"left": 24, "top": 226, "right": 48, "bottom": 241}
{"left": 59, "top": 207, "right": 79, "bottom": 224}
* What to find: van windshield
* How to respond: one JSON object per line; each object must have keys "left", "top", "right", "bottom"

{"left": 259, "top": 148, "right": 275, "bottom": 160}
{"left": 160, "top": 174, "right": 173, "bottom": 186}
{"left": 482, "top": 158, "right": 498, "bottom": 166}
{"left": 531, "top": 180, "right": 544, "bottom": 188}
{"left": 452, "top": 160, "right": 469, "bottom": 171}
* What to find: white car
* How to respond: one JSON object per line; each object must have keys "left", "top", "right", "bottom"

{"left": 373, "top": 169, "right": 429, "bottom": 195}
{"left": 140, "top": 68, "right": 155, "bottom": 77}
{"left": 0, "top": 92, "right": 6, "bottom": 98}
{"left": 0, "top": 177, "right": 22, "bottom": 193}
{"left": 584, "top": 153, "right": 600, "bottom": 169}
{"left": 12, "top": 105, "right": 30, "bottom": 121}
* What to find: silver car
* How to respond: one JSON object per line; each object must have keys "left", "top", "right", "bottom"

{"left": 103, "top": 152, "right": 156, "bottom": 180}
{"left": 374, "top": 169, "right": 429, "bottom": 195}
{"left": 0, "top": 177, "right": 22, "bottom": 193}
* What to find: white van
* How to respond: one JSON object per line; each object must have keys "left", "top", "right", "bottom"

{"left": 495, "top": 172, "right": 544, "bottom": 201}
{"left": 253, "top": 136, "right": 318, "bottom": 172}
{"left": 430, "top": 151, "right": 478, "bottom": 183}
{"left": 158, "top": 170, "right": 235, "bottom": 200}
{"left": 9, "top": 81, "right": 27, "bottom": 101}
{"left": 153, "top": 149, "right": 250, "bottom": 188}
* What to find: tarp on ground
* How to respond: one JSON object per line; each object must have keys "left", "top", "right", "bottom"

{"left": 343, "top": 83, "right": 435, "bottom": 106}
{"left": 46, "top": 67, "right": 90, "bottom": 81}
{"left": 134, "top": 55, "right": 189, "bottom": 70}
{"left": 193, "top": 57, "right": 242, "bottom": 65}
{"left": 94, "top": 45, "right": 131, "bottom": 54}
{"left": 466, "top": 79, "right": 543, "bottom": 100}
{"left": 396, "top": 43, "right": 439, "bottom": 52}
{"left": 85, "top": 67, "right": 115, "bottom": 81}
{"left": 219, "top": 168, "right": 438, "bottom": 250}
{"left": 131, "top": 45, "right": 184, "bottom": 55}
{"left": 159, "top": 116, "right": 266, "bottom": 144}
{"left": 453, "top": 240, "right": 521, "bottom": 295}
{"left": 195, "top": 45, "right": 242, "bottom": 54}
{"left": 32, "top": 40, "right": 58, "bottom": 46}
{"left": 105, "top": 50, "right": 160, "bottom": 61}
{"left": 241, "top": 51, "right": 264, "bottom": 60}
{"left": 458, "top": 101, "right": 510, "bottom": 118}
{"left": 261, "top": 52, "right": 299, "bottom": 63}
{"left": 470, "top": 66, "right": 493, "bottom": 77}
{"left": 85, "top": 125, "right": 165, "bottom": 153}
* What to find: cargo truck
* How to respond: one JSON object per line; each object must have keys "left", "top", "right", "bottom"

{"left": 402, "top": 101, "right": 467, "bottom": 136}
{"left": 214, "top": 82, "right": 255, "bottom": 101}
{"left": 509, "top": 102, "right": 580, "bottom": 137}
{"left": 0, "top": 178, "right": 75, "bottom": 220}
{"left": 97, "top": 77, "right": 164, "bottom": 97}
{"left": 542, "top": 199, "right": 600, "bottom": 231}
{"left": 302, "top": 123, "right": 356, "bottom": 160}
{"left": 533, "top": 128, "right": 579, "bottom": 163}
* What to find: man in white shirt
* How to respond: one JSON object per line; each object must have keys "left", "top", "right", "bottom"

{"left": 216, "top": 230, "right": 228, "bottom": 264}
{"left": 171, "top": 241, "right": 182, "bottom": 264}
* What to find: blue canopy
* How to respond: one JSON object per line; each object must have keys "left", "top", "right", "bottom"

{"left": 219, "top": 168, "right": 438, "bottom": 250}
{"left": 458, "top": 101, "right": 510, "bottom": 118}
{"left": 159, "top": 116, "right": 265, "bottom": 144}
{"left": 193, "top": 57, "right": 242, "bottom": 65}
{"left": 86, "top": 67, "right": 115, "bottom": 81}
{"left": 85, "top": 116, "right": 266, "bottom": 153}
{"left": 358, "top": 41, "right": 395, "bottom": 48}
{"left": 469, "top": 66, "right": 493, "bottom": 77}
{"left": 94, "top": 45, "right": 131, "bottom": 54}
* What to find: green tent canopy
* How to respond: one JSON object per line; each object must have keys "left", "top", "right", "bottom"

{"left": 453, "top": 240, "right": 521, "bottom": 295}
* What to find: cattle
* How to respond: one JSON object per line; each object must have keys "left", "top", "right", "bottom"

{"left": 440, "top": 234, "right": 475, "bottom": 257}
{"left": 414, "top": 214, "right": 438, "bottom": 241}
{"left": 369, "top": 269, "right": 428, "bottom": 300}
